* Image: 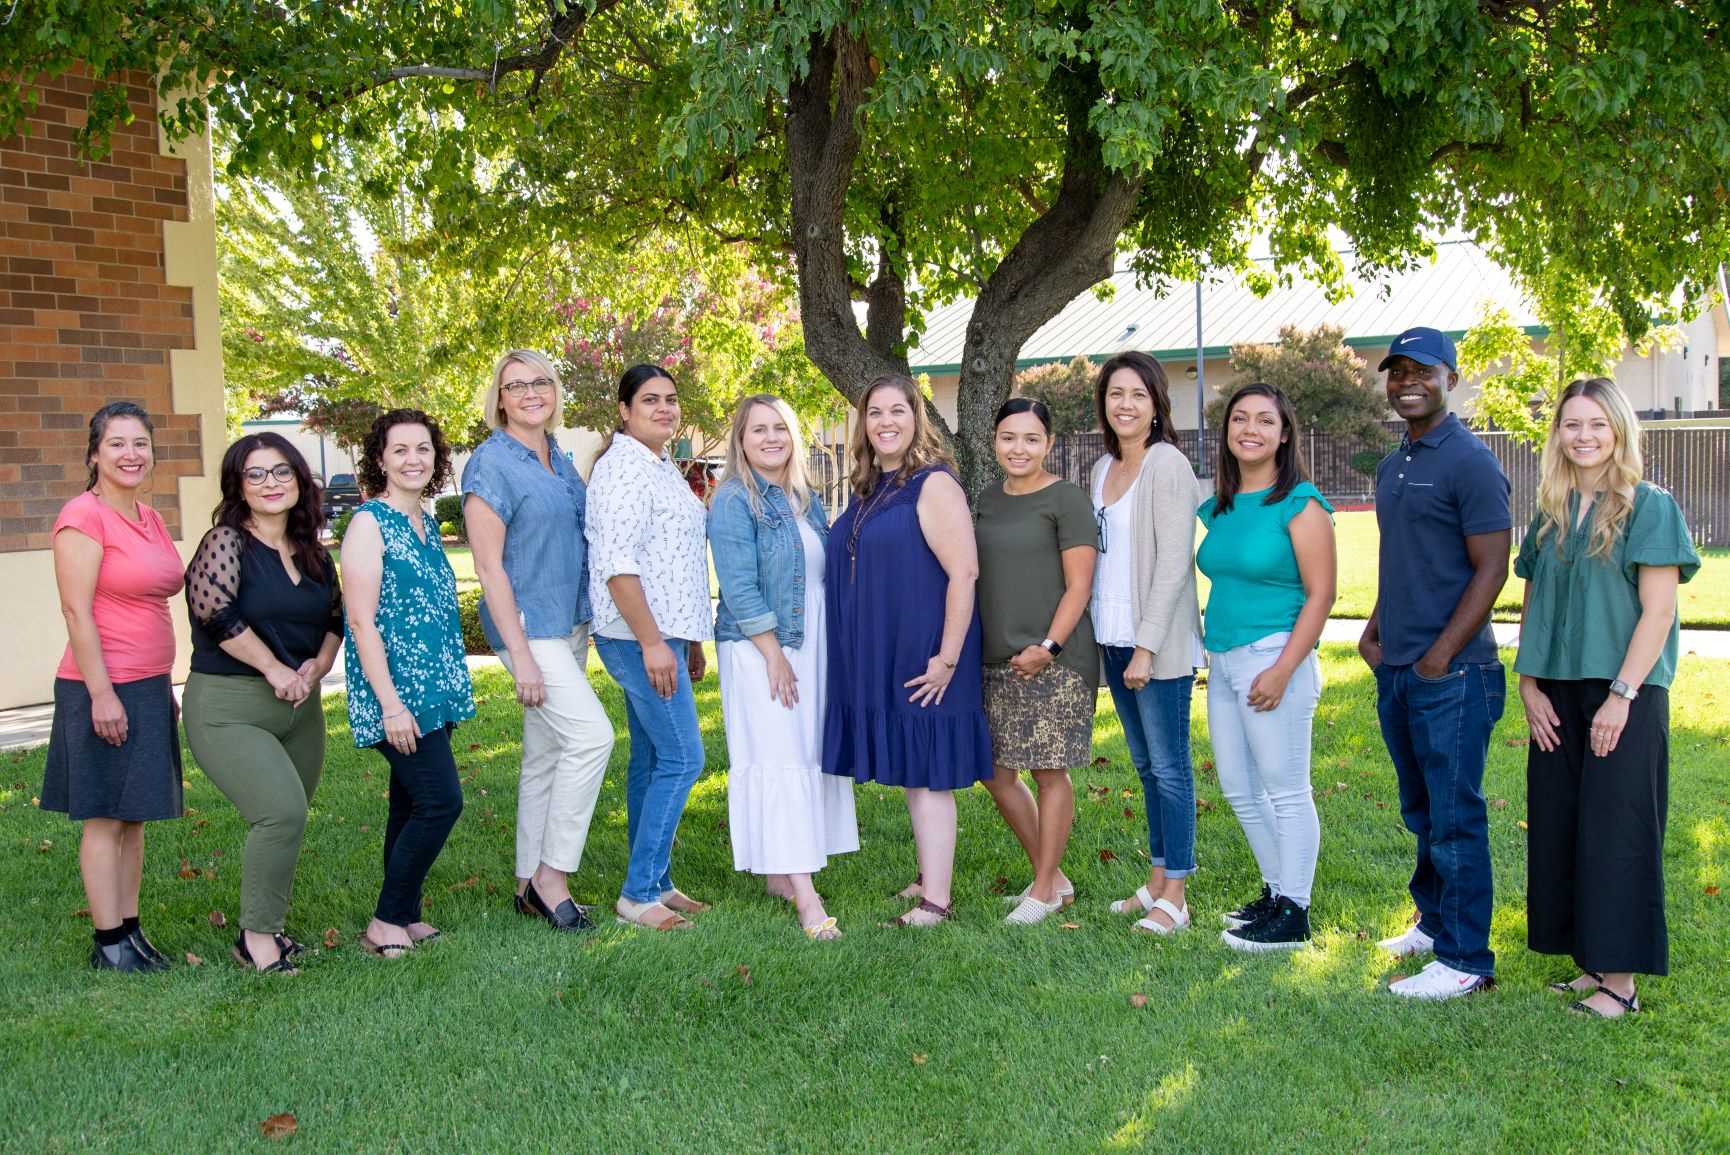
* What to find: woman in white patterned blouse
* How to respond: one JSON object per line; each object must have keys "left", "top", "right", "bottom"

{"left": 586, "top": 364, "right": 714, "bottom": 931}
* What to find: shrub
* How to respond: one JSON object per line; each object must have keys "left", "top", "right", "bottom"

{"left": 433, "top": 494, "right": 466, "bottom": 542}
{"left": 457, "top": 588, "right": 491, "bottom": 656}
{"left": 1012, "top": 356, "right": 1098, "bottom": 436}
{"left": 1349, "top": 449, "right": 1386, "bottom": 477}
{"left": 330, "top": 509, "right": 355, "bottom": 545}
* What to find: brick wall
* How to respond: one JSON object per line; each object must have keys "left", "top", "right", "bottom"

{"left": 0, "top": 68, "right": 202, "bottom": 552}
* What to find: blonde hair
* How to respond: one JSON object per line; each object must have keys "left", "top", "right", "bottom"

{"left": 480, "top": 349, "right": 564, "bottom": 432}
{"left": 1535, "top": 377, "right": 1643, "bottom": 559}
{"left": 718, "top": 394, "right": 814, "bottom": 516}
{"left": 848, "top": 374, "right": 956, "bottom": 496}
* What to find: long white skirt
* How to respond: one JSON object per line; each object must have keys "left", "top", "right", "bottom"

{"left": 718, "top": 551, "right": 858, "bottom": 875}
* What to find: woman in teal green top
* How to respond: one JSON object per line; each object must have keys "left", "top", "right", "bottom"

{"left": 342, "top": 409, "right": 476, "bottom": 958}
{"left": 1515, "top": 378, "right": 1699, "bottom": 1019}
{"left": 1195, "top": 384, "right": 1337, "bottom": 953}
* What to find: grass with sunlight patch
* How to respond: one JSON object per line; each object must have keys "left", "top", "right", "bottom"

{"left": 3, "top": 647, "right": 1727, "bottom": 1151}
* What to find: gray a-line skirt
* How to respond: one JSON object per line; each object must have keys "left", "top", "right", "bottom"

{"left": 42, "top": 675, "right": 184, "bottom": 822}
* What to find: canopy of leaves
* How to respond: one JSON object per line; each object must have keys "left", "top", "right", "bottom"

{"left": 13, "top": 1, "right": 1730, "bottom": 488}
{"left": 1211, "top": 325, "right": 1389, "bottom": 443}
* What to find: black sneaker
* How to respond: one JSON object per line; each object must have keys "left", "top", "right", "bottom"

{"left": 91, "top": 936, "right": 161, "bottom": 973}
{"left": 1221, "top": 897, "right": 1311, "bottom": 953}
{"left": 1220, "top": 885, "right": 1277, "bottom": 930}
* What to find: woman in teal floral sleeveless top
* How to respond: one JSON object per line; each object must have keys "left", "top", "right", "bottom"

{"left": 341, "top": 410, "right": 475, "bottom": 958}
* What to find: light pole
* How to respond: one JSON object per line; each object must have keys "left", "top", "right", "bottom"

{"left": 1194, "top": 278, "right": 1207, "bottom": 477}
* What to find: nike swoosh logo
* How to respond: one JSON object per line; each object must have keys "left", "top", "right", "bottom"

{"left": 1400, "top": 335, "right": 1421, "bottom": 344}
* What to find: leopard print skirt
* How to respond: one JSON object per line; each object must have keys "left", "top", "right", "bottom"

{"left": 981, "top": 661, "right": 1094, "bottom": 771}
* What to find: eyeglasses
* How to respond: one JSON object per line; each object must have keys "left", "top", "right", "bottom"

{"left": 1095, "top": 506, "right": 1109, "bottom": 554}
{"left": 501, "top": 377, "right": 557, "bottom": 398}
{"left": 242, "top": 465, "right": 297, "bottom": 486}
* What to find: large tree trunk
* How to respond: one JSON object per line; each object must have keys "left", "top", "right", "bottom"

{"left": 785, "top": 30, "right": 1138, "bottom": 496}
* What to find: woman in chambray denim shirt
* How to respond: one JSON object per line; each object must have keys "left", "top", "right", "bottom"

{"left": 462, "top": 350, "right": 614, "bottom": 935}
{"left": 710, "top": 395, "right": 858, "bottom": 940}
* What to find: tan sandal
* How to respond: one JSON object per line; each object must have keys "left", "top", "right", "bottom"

{"left": 659, "top": 888, "right": 710, "bottom": 915}
{"left": 357, "top": 932, "right": 413, "bottom": 959}
{"left": 615, "top": 898, "right": 694, "bottom": 932}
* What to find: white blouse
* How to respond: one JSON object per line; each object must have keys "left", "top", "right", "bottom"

{"left": 1091, "top": 457, "right": 1140, "bottom": 648}
{"left": 585, "top": 432, "right": 714, "bottom": 643}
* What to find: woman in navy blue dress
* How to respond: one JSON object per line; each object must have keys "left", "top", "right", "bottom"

{"left": 824, "top": 375, "right": 993, "bottom": 925}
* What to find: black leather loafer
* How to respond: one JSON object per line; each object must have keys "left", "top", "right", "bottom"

{"left": 525, "top": 882, "right": 595, "bottom": 933}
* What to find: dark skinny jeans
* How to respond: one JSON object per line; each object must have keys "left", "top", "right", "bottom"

{"left": 372, "top": 724, "right": 464, "bottom": 925}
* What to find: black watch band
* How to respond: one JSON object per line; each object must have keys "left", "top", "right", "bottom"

{"left": 1041, "top": 637, "right": 1063, "bottom": 657}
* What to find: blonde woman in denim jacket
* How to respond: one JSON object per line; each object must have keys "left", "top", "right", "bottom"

{"left": 709, "top": 395, "right": 858, "bottom": 940}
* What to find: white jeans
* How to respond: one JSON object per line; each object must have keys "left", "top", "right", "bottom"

{"left": 498, "top": 626, "right": 615, "bottom": 878}
{"left": 1206, "top": 632, "right": 1321, "bottom": 907}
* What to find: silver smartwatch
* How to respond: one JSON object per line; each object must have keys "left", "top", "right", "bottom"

{"left": 1608, "top": 679, "right": 1639, "bottom": 701}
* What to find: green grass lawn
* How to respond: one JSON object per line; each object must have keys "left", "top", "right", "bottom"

{"left": 3, "top": 647, "right": 1727, "bottom": 1151}
{"left": 1197, "top": 510, "right": 1729, "bottom": 628}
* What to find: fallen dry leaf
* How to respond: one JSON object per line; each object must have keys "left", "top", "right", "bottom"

{"left": 177, "top": 859, "right": 197, "bottom": 880}
{"left": 323, "top": 927, "right": 341, "bottom": 949}
{"left": 1491, "top": 799, "right": 1509, "bottom": 809}
{"left": 208, "top": 910, "right": 227, "bottom": 928}
{"left": 1518, "top": 820, "right": 1529, "bottom": 830}
{"left": 1128, "top": 992, "right": 1149, "bottom": 1009}
{"left": 911, "top": 1053, "right": 928, "bottom": 1066}
{"left": 1059, "top": 922, "right": 1081, "bottom": 931}
{"left": 1098, "top": 848, "right": 1118, "bottom": 862}
{"left": 359, "top": 825, "right": 370, "bottom": 833}
{"left": 1122, "top": 808, "right": 1135, "bottom": 819}
{"left": 467, "top": 743, "right": 481, "bottom": 751}
{"left": 185, "top": 952, "right": 203, "bottom": 967}
{"left": 1195, "top": 798, "right": 1216, "bottom": 812}
{"left": 1706, "top": 885, "right": 1721, "bottom": 897}
{"left": 1091, "top": 756, "right": 1109, "bottom": 767}
{"left": 1199, "top": 759, "right": 1215, "bottom": 772}
{"left": 73, "top": 906, "right": 90, "bottom": 920}
{"left": 259, "top": 1113, "right": 297, "bottom": 1140}
{"left": 36, "top": 839, "right": 52, "bottom": 854}
{"left": 1355, "top": 929, "right": 1368, "bottom": 941}
{"left": 736, "top": 964, "right": 752, "bottom": 986}
{"left": 1504, "top": 737, "right": 1527, "bottom": 747}
{"left": 447, "top": 876, "right": 479, "bottom": 891}
{"left": 988, "top": 875, "right": 1009, "bottom": 895}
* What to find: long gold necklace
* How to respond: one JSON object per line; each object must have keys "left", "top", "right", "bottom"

{"left": 846, "top": 468, "right": 902, "bottom": 582}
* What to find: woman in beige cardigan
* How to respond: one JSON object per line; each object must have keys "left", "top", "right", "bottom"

{"left": 1089, "top": 352, "right": 1204, "bottom": 935}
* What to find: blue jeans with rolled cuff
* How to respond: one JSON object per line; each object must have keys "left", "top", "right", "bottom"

{"left": 1101, "top": 647, "right": 1197, "bottom": 878}
{"left": 1374, "top": 660, "right": 1506, "bottom": 977}
{"left": 594, "top": 635, "right": 707, "bottom": 904}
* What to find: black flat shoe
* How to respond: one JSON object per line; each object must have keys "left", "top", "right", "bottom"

{"left": 525, "top": 882, "right": 596, "bottom": 933}
{"left": 128, "top": 927, "right": 170, "bottom": 968}
{"left": 91, "top": 937, "right": 162, "bottom": 973}
{"left": 232, "top": 933, "right": 298, "bottom": 975}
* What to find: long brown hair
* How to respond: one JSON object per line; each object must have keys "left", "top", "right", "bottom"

{"left": 847, "top": 374, "right": 956, "bottom": 496}
{"left": 1093, "top": 352, "right": 1176, "bottom": 459}
{"left": 212, "top": 432, "right": 328, "bottom": 581}
{"left": 1213, "top": 383, "right": 1309, "bottom": 516}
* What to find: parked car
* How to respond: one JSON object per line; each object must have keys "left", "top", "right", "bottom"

{"left": 321, "top": 472, "right": 362, "bottom": 521}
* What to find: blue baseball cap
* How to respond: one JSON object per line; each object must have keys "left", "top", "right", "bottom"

{"left": 1378, "top": 327, "right": 1457, "bottom": 372}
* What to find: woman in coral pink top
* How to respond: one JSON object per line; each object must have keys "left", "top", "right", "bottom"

{"left": 44, "top": 402, "right": 186, "bottom": 973}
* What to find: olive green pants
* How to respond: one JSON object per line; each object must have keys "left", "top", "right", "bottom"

{"left": 182, "top": 672, "right": 324, "bottom": 933}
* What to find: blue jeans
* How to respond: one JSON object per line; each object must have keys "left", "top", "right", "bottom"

{"left": 594, "top": 636, "right": 707, "bottom": 904}
{"left": 1374, "top": 660, "right": 1505, "bottom": 977}
{"left": 1101, "top": 647, "right": 1196, "bottom": 878}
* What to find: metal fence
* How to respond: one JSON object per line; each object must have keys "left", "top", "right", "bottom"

{"left": 812, "top": 422, "right": 1730, "bottom": 547}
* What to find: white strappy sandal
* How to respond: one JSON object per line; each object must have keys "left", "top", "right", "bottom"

{"left": 1110, "top": 885, "right": 1156, "bottom": 916}
{"left": 1132, "top": 897, "right": 1190, "bottom": 936}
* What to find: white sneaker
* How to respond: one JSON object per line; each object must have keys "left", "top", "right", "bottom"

{"left": 1004, "top": 895, "right": 1063, "bottom": 926}
{"left": 1376, "top": 924, "right": 1436, "bottom": 959}
{"left": 1388, "top": 960, "right": 1493, "bottom": 1000}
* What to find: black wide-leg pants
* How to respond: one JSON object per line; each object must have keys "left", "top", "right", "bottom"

{"left": 1525, "top": 678, "right": 1669, "bottom": 976}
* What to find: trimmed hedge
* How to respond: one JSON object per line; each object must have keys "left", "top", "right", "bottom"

{"left": 457, "top": 588, "right": 491, "bottom": 656}
{"left": 434, "top": 494, "right": 466, "bottom": 542}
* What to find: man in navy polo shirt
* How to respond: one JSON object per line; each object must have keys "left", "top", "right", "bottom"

{"left": 1358, "top": 326, "right": 1511, "bottom": 1000}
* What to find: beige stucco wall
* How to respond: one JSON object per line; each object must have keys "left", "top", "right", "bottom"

{"left": 0, "top": 107, "right": 223, "bottom": 710}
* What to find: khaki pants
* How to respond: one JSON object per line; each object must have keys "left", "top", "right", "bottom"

{"left": 498, "top": 626, "right": 615, "bottom": 878}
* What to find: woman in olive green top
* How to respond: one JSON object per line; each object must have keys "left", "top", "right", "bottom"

{"left": 974, "top": 399, "right": 1098, "bottom": 925}
{"left": 1515, "top": 378, "right": 1699, "bottom": 1019}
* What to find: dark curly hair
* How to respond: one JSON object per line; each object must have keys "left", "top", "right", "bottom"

{"left": 212, "top": 432, "right": 329, "bottom": 581}
{"left": 358, "top": 409, "right": 453, "bottom": 498}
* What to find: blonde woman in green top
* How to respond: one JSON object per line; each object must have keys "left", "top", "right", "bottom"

{"left": 1515, "top": 377, "right": 1700, "bottom": 1019}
